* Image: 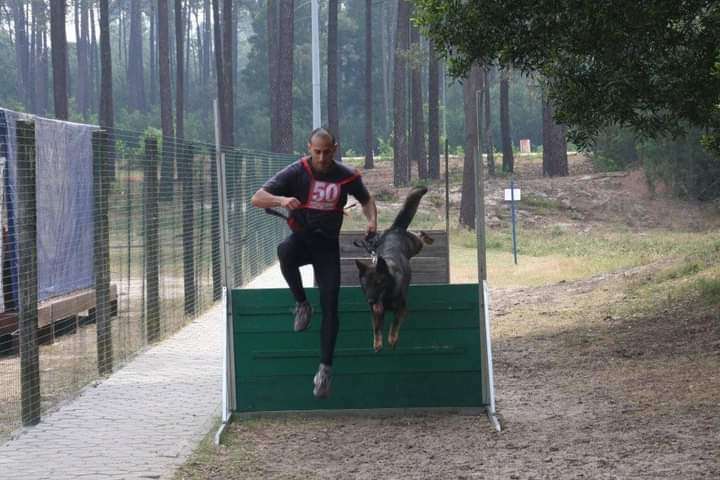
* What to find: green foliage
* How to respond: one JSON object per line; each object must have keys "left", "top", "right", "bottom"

{"left": 416, "top": 0, "right": 720, "bottom": 149}
{"left": 590, "top": 125, "right": 640, "bottom": 172}
{"left": 0, "top": 33, "right": 22, "bottom": 110}
{"left": 639, "top": 129, "right": 720, "bottom": 200}
{"left": 376, "top": 136, "right": 394, "bottom": 159}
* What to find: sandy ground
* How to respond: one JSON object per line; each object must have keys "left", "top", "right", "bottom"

{"left": 178, "top": 260, "right": 718, "bottom": 480}
{"left": 174, "top": 156, "right": 720, "bottom": 480}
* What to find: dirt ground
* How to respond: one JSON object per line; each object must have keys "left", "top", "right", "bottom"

{"left": 179, "top": 267, "right": 719, "bottom": 479}
{"left": 175, "top": 156, "right": 720, "bottom": 479}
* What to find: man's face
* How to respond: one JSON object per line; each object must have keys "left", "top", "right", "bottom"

{"left": 308, "top": 135, "right": 337, "bottom": 174}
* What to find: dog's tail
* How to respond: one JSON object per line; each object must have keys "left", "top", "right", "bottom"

{"left": 391, "top": 186, "right": 428, "bottom": 230}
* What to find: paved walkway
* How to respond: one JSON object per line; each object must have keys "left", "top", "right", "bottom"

{"left": 0, "top": 263, "right": 305, "bottom": 480}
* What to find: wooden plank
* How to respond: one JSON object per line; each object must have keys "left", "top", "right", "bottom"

{"left": 339, "top": 257, "right": 449, "bottom": 286}
{"left": 338, "top": 230, "right": 448, "bottom": 257}
{"left": 0, "top": 311, "right": 17, "bottom": 336}
{"left": 2, "top": 284, "right": 120, "bottom": 336}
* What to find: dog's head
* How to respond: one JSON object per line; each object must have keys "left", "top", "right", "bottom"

{"left": 356, "top": 257, "right": 393, "bottom": 314}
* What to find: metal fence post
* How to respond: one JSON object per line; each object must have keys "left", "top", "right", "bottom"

{"left": 144, "top": 136, "right": 161, "bottom": 342}
{"left": 16, "top": 119, "right": 40, "bottom": 426}
{"left": 93, "top": 129, "right": 113, "bottom": 375}
{"left": 182, "top": 141, "right": 196, "bottom": 316}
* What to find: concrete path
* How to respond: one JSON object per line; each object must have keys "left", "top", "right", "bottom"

{"left": 0, "top": 304, "right": 224, "bottom": 480}
{"left": 0, "top": 262, "right": 302, "bottom": 480}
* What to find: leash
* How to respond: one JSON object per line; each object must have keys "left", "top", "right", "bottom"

{"left": 353, "top": 231, "right": 380, "bottom": 265}
{"left": 264, "top": 208, "right": 290, "bottom": 221}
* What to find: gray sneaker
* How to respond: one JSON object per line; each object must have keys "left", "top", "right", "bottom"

{"left": 313, "top": 364, "right": 332, "bottom": 399}
{"left": 293, "top": 301, "right": 312, "bottom": 332}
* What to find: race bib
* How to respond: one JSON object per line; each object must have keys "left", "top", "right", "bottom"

{"left": 307, "top": 180, "right": 341, "bottom": 210}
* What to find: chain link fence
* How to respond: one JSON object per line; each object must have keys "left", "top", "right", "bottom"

{"left": 0, "top": 108, "right": 294, "bottom": 440}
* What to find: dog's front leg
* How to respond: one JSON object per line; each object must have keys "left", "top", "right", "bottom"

{"left": 372, "top": 310, "right": 384, "bottom": 352}
{"left": 388, "top": 304, "right": 407, "bottom": 350}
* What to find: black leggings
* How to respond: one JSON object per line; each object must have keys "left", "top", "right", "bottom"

{"left": 277, "top": 232, "right": 340, "bottom": 366}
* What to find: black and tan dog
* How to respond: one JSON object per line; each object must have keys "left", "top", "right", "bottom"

{"left": 355, "top": 186, "right": 432, "bottom": 352}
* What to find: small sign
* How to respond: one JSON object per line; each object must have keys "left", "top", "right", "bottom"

{"left": 504, "top": 188, "right": 521, "bottom": 201}
{"left": 519, "top": 139, "right": 531, "bottom": 154}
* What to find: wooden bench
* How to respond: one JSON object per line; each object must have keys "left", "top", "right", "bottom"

{"left": 334, "top": 230, "right": 450, "bottom": 286}
{"left": 0, "top": 284, "right": 118, "bottom": 339}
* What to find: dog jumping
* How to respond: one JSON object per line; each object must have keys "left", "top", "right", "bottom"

{"left": 355, "top": 186, "right": 432, "bottom": 352}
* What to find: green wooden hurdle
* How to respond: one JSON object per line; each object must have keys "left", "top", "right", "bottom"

{"left": 231, "top": 284, "right": 485, "bottom": 412}
{"left": 213, "top": 123, "right": 498, "bottom": 444}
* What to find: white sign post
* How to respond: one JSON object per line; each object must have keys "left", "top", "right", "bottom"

{"left": 503, "top": 180, "right": 520, "bottom": 264}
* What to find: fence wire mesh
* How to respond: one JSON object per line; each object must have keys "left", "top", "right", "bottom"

{"left": 0, "top": 110, "right": 294, "bottom": 440}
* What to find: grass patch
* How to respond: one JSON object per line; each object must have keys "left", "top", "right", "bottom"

{"left": 608, "top": 238, "right": 720, "bottom": 320}
{"left": 521, "top": 193, "right": 564, "bottom": 212}
{"left": 373, "top": 187, "right": 399, "bottom": 202}
{"left": 696, "top": 276, "right": 720, "bottom": 305}
{"left": 450, "top": 225, "right": 720, "bottom": 288}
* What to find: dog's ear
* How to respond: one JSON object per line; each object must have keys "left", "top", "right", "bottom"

{"left": 355, "top": 259, "right": 371, "bottom": 275}
{"left": 376, "top": 256, "right": 389, "bottom": 274}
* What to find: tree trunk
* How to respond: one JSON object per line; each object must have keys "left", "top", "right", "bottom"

{"left": 32, "top": 0, "right": 48, "bottom": 115}
{"left": 483, "top": 68, "right": 495, "bottom": 177}
{"left": 175, "top": 0, "right": 184, "bottom": 139}
{"left": 410, "top": 20, "right": 426, "bottom": 179}
{"left": 192, "top": 7, "right": 201, "bottom": 83}
{"left": 267, "top": 0, "right": 278, "bottom": 151}
{"left": 427, "top": 40, "right": 440, "bottom": 179}
{"left": 116, "top": 3, "right": 123, "bottom": 69}
{"left": 364, "top": 0, "right": 373, "bottom": 169}
{"left": 185, "top": 3, "right": 192, "bottom": 102}
{"left": 127, "top": 0, "right": 146, "bottom": 112}
{"left": 500, "top": 67, "right": 514, "bottom": 173}
{"left": 276, "top": 0, "right": 294, "bottom": 154}
{"left": 542, "top": 97, "right": 569, "bottom": 177}
{"left": 149, "top": 2, "right": 157, "bottom": 107}
{"left": 158, "top": 0, "right": 175, "bottom": 198}
{"left": 98, "top": 0, "right": 113, "bottom": 129}
{"left": 327, "top": 0, "right": 340, "bottom": 160}
{"left": 11, "top": 0, "right": 30, "bottom": 111}
{"left": 382, "top": 0, "right": 398, "bottom": 138}
{"left": 89, "top": 2, "right": 98, "bottom": 114}
{"left": 76, "top": 0, "right": 90, "bottom": 118}
{"left": 212, "top": 0, "right": 225, "bottom": 143}
{"left": 203, "top": 0, "right": 211, "bottom": 85}
{"left": 393, "top": 0, "right": 409, "bottom": 186}
{"left": 29, "top": 3, "right": 37, "bottom": 113}
{"left": 460, "top": 65, "right": 480, "bottom": 229}
{"left": 39, "top": 18, "right": 50, "bottom": 115}
{"left": 222, "top": 0, "right": 234, "bottom": 146}
{"left": 50, "top": 0, "right": 68, "bottom": 119}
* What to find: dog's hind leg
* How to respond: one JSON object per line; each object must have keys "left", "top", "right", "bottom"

{"left": 372, "top": 311, "right": 384, "bottom": 352}
{"left": 388, "top": 304, "right": 407, "bottom": 350}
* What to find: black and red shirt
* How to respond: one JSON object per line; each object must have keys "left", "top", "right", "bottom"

{"left": 261, "top": 157, "right": 370, "bottom": 239}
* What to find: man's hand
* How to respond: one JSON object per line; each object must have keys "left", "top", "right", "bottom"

{"left": 252, "top": 189, "right": 302, "bottom": 210}
{"left": 280, "top": 196, "right": 302, "bottom": 210}
{"left": 361, "top": 196, "right": 378, "bottom": 239}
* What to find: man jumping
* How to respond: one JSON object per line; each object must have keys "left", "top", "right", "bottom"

{"left": 250, "top": 128, "right": 377, "bottom": 398}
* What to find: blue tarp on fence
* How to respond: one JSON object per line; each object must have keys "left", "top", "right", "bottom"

{"left": 0, "top": 108, "right": 95, "bottom": 308}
